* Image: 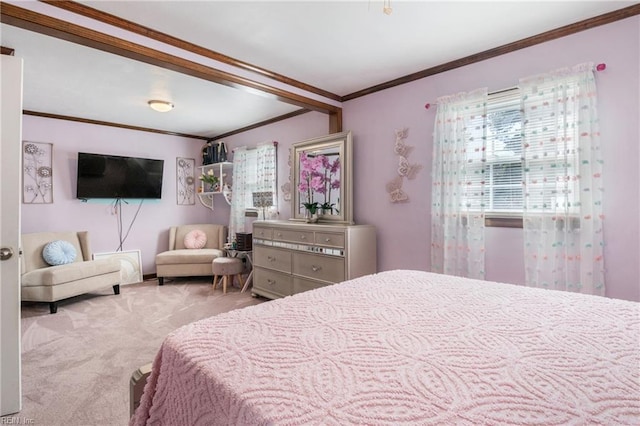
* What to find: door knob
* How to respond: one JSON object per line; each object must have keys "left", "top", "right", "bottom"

{"left": 0, "top": 247, "right": 14, "bottom": 260}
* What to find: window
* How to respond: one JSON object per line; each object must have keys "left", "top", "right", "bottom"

{"left": 433, "top": 64, "right": 602, "bottom": 289}
{"left": 229, "top": 143, "right": 277, "bottom": 239}
{"left": 241, "top": 149, "right": 259, "bottom": 213}
{"left": 472, "top": 89, "right": 523, "bottom": 217}
{"left": 520, "top": 80, "right": 581, "bottom": 217}
{"left": 479, "top": 87, "right": 581, "bottom": 225}
{"left": 485, "top": 89, "right": 523, "bottom": 216}
{"left": 461, "top": 89, "right": 523, "bottom": 225}
{"left": 235, "top": 148, "right": 276, "bottom": 217}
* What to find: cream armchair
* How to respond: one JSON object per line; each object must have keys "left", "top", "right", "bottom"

{"left": 155, "top": 224, "right": 227, "bottom": 285}
{"left": 21, "top": 231, "right": 122, "bottom": 314}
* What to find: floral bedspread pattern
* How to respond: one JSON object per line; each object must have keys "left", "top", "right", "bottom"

{"left": 132, "top": 270, "right": 640, "bottom": 425}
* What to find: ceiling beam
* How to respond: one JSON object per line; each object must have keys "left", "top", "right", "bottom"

{"left": 23, "top": 108, "right": 317, "bottom": 141}
{"left": 211, "top": 109, "right": 311, "bottom": 141}
{"left": 1, "top": 46, "right": 15, "bottom": 55}
{"left": 23, "top": 110, "right": 209, "bottom": 140}
{"left": 41, "top": 0, "right": 342, "bottom": 103}
{"left": 0, "top": 3, "right": 342, "bottom": 117}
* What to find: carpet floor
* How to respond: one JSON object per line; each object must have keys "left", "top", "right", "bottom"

{"left": 3, "top": 277, "right": 264, "bottom": 426}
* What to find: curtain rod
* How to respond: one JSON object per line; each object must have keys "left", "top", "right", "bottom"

{"left": 423, "top": 62, "right": 607, "bottom": 110}
{"left": 231, "top": 140, "right": 278, "bottom": 153}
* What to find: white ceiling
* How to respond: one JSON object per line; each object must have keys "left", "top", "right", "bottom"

{"left": 1, "top": 1, "right": 636, "bottom": 138}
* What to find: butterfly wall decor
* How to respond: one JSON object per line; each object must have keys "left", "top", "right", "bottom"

{"left": 386, "top": 176, "right": 408, "bottom": 203}
{"left": 386, "top": 127, "right": 422, "bottom": 203}
{"left": 394, "top": 128, "right": 413, "bottom": 157}
{"left": 398, "top": 156, "right": 422, "bottom": 180}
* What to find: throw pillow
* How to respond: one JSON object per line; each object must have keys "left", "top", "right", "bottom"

{"left": 43, "top": 240, "right": 77, "bottom": 266}
{"left": 184, "top": 229, "right": 207, "bottom": 249}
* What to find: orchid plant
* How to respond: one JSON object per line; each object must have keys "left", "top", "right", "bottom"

{"left": 298, "top": 151, "right": 340, "bottom": 215}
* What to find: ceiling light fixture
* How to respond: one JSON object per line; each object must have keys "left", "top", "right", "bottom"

{"left": 148, "top": 100, "right": 174, "bottom": 112}
{"left": 383, "top": 0, "right": 392, "bottom": 15}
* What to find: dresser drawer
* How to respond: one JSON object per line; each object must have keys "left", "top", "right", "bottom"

{"left": 253, "top": 226, "right": 273, "bottom": 240}
{"left": 254, "top": 268, "right": 292, "bottom": 298}
{"left": 292, "top": 252, "right": 345, "bottom": 283}
{"left": 272, "top": 228, "right": 314, "bottom": 244}
{"left": 293, "top": 276, "right": 331, "bottom": 294}
{"left": 314, "top": 231, "right": 345, "bottom": 248}
{"left": 253, "top": 246, "right": 292, "bottom": 273}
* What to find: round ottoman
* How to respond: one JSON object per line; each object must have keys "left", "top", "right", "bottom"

{"left": 212, "top": 257, "right": 244, "bottom": 294}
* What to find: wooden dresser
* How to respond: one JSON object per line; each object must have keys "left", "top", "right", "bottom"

{"left": 252, "top": 220, "right": 376, "bottom": 299}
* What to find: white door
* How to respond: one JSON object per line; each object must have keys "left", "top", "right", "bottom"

{"left": 0, "top": 55, "right": 23, "bottom": 416}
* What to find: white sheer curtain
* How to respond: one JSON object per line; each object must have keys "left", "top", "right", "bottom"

{"left": 229, "top": 142, "right": 278, "bottom": 240}
{"left": 255, "top": 142, "right": 278, "bottom": 218}
{"left": 431, "top": 88, "right": 488, "bottom": 279}
{"left": 520, "top": 63, "right": 605, "bottom": 296}
{"left": 229, "top": 147, "right": 250, "bottom": 241}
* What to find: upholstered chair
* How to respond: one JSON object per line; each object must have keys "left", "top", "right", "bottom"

{"left": 21, "top": 231, "right": 122, "bottom": 314}
{"left": 155, "top": 224, "right": 227, "bottom": 285}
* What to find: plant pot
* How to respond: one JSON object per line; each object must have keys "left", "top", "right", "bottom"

{"left": 304, "top": 210, "right": 319, "bottom": 223}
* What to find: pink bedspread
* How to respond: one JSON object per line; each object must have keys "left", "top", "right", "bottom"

{"left": 132, "top": 270, "right": 640, "bottom": 425}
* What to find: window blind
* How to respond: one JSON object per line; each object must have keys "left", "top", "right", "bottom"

{"left": 521, "top": 80, "right": 580, "bottom": 214}
{"left": 486, "top": 89, "right": 523, "bottom": 214}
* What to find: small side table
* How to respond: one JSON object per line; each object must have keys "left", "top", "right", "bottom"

{"left": 225, "top": 249, "right": 253, "bottom": 293}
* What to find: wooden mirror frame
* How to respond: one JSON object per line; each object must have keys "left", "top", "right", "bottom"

{"left": 291, "top": 131, "right": 353, "bottom": 224}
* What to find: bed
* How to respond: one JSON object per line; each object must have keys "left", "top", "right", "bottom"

{"left": 131, "top": 270, "right": 640, "bottom": 425}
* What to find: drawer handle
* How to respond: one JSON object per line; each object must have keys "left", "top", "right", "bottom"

{"left": 267, "top": 279, "right": 275, "bottom": 286}
{"left": 324, "top": 238, "right": 331, "bottom": 242}
{"left": 311, "top": 265, "right": 322, "bottom": 272}
{"left": 300, "top": 235, "right": 306, "bottom": 240}
{"left": 277, "top": 232, "right": 282, "bottom": 237}
{"left": 267, "top": 256, "right": 276, "bottom": 262}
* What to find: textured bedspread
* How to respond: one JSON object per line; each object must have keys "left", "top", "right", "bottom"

{"left": 132, "top": 270, "right": 640, "bottom": 425}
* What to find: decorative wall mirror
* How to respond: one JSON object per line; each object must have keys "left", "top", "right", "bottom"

{"left": 291, "top": 131, "right": 353, "bottom": 224}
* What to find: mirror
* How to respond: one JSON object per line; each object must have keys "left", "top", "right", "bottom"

{"left": 291, "top": 131, "right": 353, "bottom": 224}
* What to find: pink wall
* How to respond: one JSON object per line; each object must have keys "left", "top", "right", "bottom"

{"left": 20, "top": 112, "right": 329, "bottom": 275}
{"left": 21, "top": 116, "right": 216, "bottom": 275}
{"left": 21, "top": 17, "right": 639, "bottom": 301}
{"left": 342, "top": 16, "right": 639, "bottom": 301}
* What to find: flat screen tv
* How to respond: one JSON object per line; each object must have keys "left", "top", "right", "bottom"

{"left": 76, "top": 152, "right": 164, "bottom": 199}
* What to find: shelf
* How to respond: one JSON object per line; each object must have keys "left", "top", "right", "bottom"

{"left": 199, "top": 161, "right": 233, "bottom": 169}
{"left": 197, "top": 162, "right": 233, "bottom": 210}
{"left": 197, "top": 193, "right": 214, "bottom": 210}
